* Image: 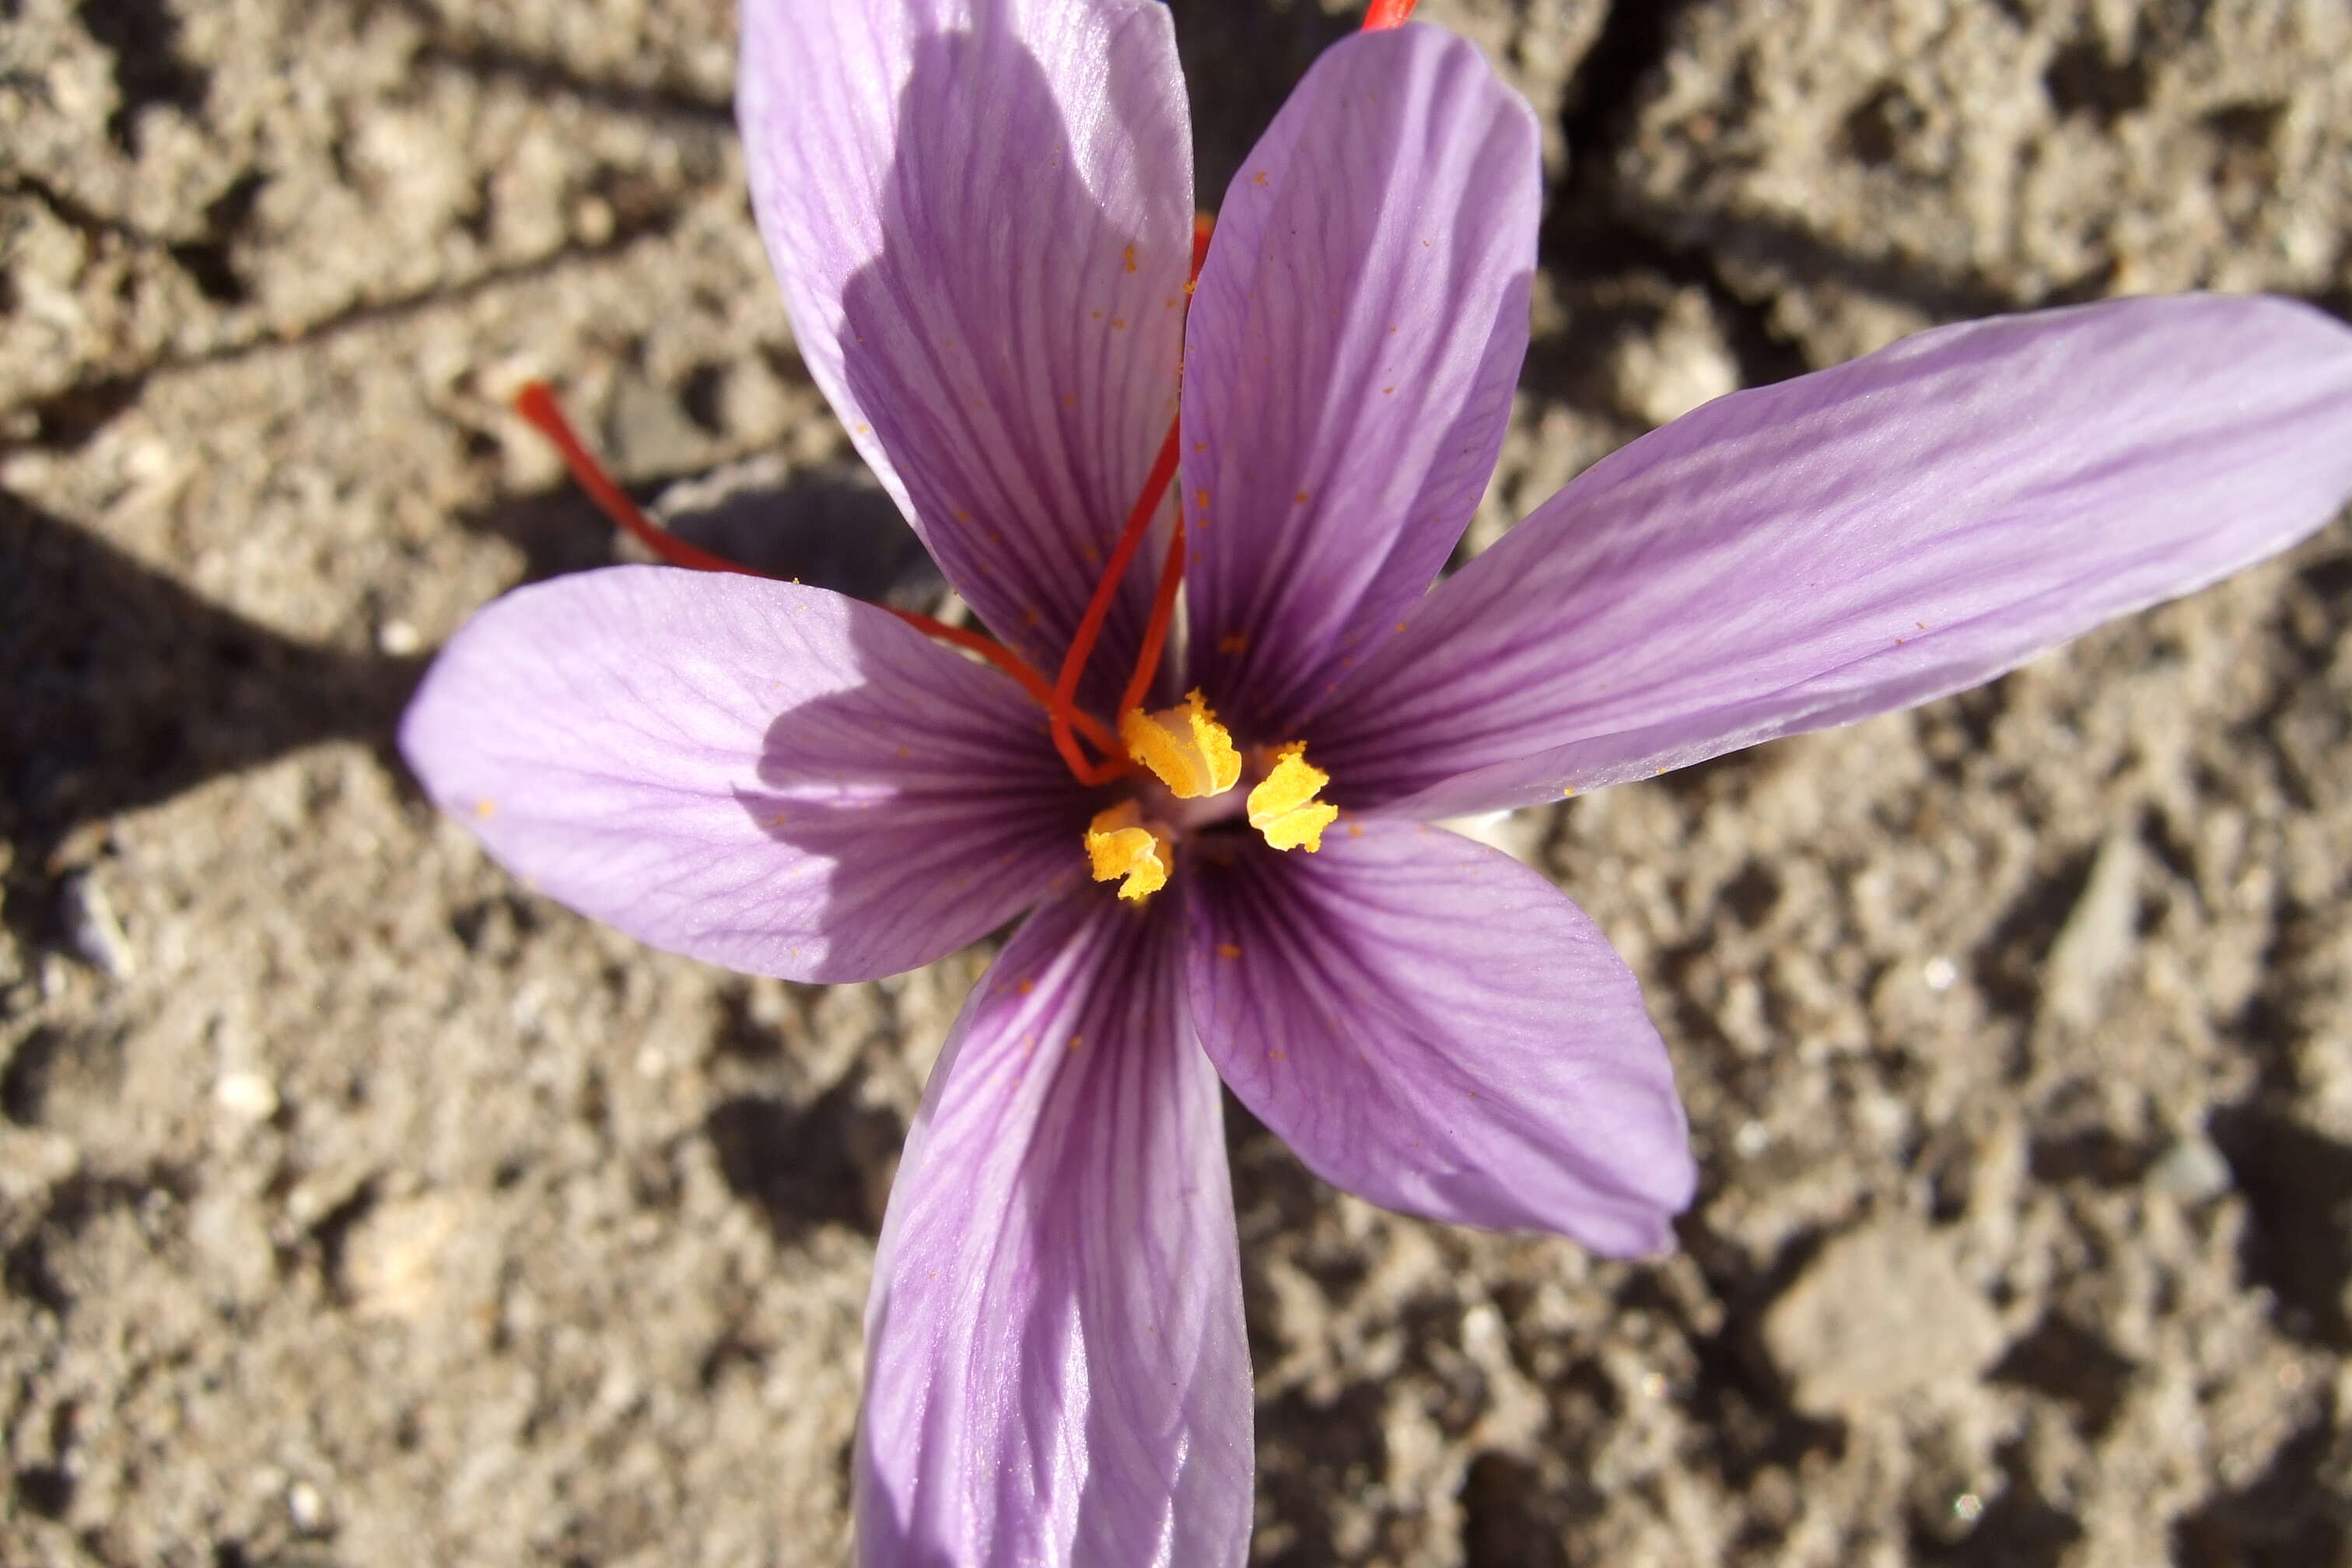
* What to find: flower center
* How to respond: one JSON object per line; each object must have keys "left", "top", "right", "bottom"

{"left": 1084, "top": 691, "right": 1338, "bottom": 903}
{"left": 512, "top": 188, "right": 1358, "bottom": 916}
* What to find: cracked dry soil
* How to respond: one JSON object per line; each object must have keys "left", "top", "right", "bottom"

{"left": 5, "top": 1, "right": 2352, "bottom": 1564}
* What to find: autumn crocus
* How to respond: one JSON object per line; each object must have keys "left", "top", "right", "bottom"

{"left": 401, "top": 0, "right": 2352, "bottom": 1561}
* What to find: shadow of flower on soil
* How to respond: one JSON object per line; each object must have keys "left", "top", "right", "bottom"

{"left": 0, "top": 488, "right": 425, "bottom": 949}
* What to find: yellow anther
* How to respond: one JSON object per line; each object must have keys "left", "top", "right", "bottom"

{"left": 1085, "top": 801, "right": 1171, "bottom": 902}
{"left": 1248, "top": 744, "right": 1339, "bottom": 853}
{"left": 1120, "top": 690, "right": 1241, "bottom": 800}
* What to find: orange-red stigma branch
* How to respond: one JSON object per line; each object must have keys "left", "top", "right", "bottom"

{"left": 1050, "top": 212, "right": 1220, "bottom": 783}
{"left": 1050, "top": 418, "right": 1181, "bottom": 784}
{"left": 879, "top": 607, "right": 1119, "bottom": 758}
{"left": 1118, "top": 519, "right": 1187, "bottom": 723}
{"left": 513, "top": 381, "right": 758, "bottom": 577}
{"left": 509, "top": 381, "right": 1122, "bottom": 764}
{"left": 1362, "top": 0, "right": 1417, "bottom": 28}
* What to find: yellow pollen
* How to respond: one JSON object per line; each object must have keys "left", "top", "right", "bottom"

{"left": 1120, "top": 690, "right": 1241, "bottom": 800}
{"left": 1248, "top": 744, "right": 1339, "bottom": 853}
{"left": 1085, "top": 801, "right": 1171, "bottom": 902}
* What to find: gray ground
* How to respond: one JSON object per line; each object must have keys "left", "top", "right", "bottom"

{"left": 5, "top": 0, "right": 2350, "bottom": 1563}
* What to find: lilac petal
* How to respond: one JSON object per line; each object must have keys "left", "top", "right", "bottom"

{"left": 1184, "top": 820, "right": 1693, "bottom": 1255}
{"left": 1311, "top": 294, "right": 2352, "bottom": 818}
{"left": 858, "top": 888, "right": 1251, "bottom": 1568}
{"left": 1179, "top": 23, "right": 1538, "bottom": 737}
{"left": 738, "top": 0, "right": 1193, "bottom": 701}
{"left": 398, "top": 566, "right": 1085, "bottom": 984}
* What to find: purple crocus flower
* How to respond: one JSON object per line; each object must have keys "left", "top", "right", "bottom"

{"left": 401, "top": 2, "right": 2352, "bottom": 1562}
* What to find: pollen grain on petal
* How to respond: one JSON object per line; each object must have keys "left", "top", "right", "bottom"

{"left": 1085, "top": 801, "right": 1171, "bottom": 902}
{"left": 1120, "top": 690, "right": 1242, "bottom": 800}
{"left": 1248, "top": 744, "right": 1339, "bottom": 853}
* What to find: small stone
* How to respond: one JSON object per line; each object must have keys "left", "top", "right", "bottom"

{"left": 1612, "top": 288, "right": 1741, "bottom": 427}
{"left": 287, "top": 1479, "right": 327, "bottom": 1532}
{"left": 570, "top": 193, "right": 615, "bottom": 246}
{"left": 1922, "top": 956, "right": 1958, "bottom": 992}
{"left": 190, "top": 1190, "right": 278, "bottom": 1303}
{"left": 2147, "top": 1135, "right": 2232, "bottom": 1201}
{"left": 1762, "top": 1220, "right": 2005, "bottom": 1416}
{"left": 343, "top": 1194, "right": 464, "bottom": 1321}
{"left": 2042, "top": 833, "right": 2141, "bottom": 1028}
{"left": 214, "top": 1072, "right": 280, "bottom": 1123}
{"left": 376, "top": 618, "right": 422, "bottom": 656}
{"left": 61, "top": 871, "right": 135, "bottom": 979}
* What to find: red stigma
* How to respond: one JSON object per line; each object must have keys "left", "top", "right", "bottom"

{"left": 1048, "top": 421, "right": 1179, "bottom": 786}
{"left": 1361, "top": 0, "right": 1417, "bottom": 29}
{"left": 509, "top": 380, "right": 1123, "bottom": 766}
{"left": 1049, "top": 213, "right": 1220, "bottom": 786}
{"left": 513, "top": 382, "right": 756, "bottom": 577}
